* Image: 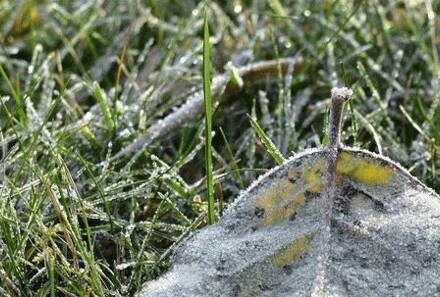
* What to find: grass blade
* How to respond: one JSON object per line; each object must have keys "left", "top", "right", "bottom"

{"left": 247, "top": 114, "right": 285, "bottom": 165}
{"left": 92, "top": 81, "right": 116, "bottom": 135}
{"left": 203, "top": 7, "right": 216, "bottom": 224}
{"left": 0, "top": 63, "right": 27, "bottom": 125}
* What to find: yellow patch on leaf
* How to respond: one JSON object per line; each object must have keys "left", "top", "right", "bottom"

{"left": 256, "top": 179, "right": 306, "bottom": 227}
{"left": 336, "top": 152, "right": 394, "bottom": 185}
{"left": 300, "top": 158, "right": 326, "bottom": 193}
{"left": 273, "top": 235, "right": 312, "bottom": 268}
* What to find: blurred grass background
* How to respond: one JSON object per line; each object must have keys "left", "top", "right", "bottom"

{"left": 0, "top": 0, "right": 439, "bottom": 295}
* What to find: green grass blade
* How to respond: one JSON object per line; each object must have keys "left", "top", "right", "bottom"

{"left": 0, "top": 63, "right": 27, "bottom": 125}
{"left": 92, "top": 81, "right": 116, "bottom": 135}
{"left": 203, "top": 6, "right": 215, "bottom": 225}
{"left": 247, "top": 114, "right": 285, "bottom": 165}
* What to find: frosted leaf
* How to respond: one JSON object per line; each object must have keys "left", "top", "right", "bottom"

{"left": 137, "top": 85, "right": 440, "bottom": 296}
{"left": 138, "top": 147, "right": 440, "bottom": 297}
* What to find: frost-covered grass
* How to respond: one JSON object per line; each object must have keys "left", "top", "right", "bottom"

{"left": 0, "top": 0, "right": 439, "bottom": 295}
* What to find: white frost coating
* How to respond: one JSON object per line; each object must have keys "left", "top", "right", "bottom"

{"left": 112, "top": 57, "right": 304, "bottom": 160}
{"left": 224, "top": 147, "right": 321, "bottom": 214}
{"left": 138, "top": 147, "right": 440, "bottom": 297}
{"left": 330, "top": 87, "right": 353, "bottom": 101}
